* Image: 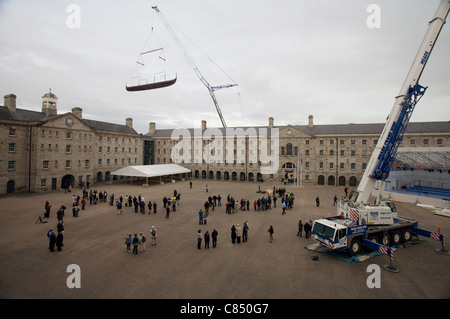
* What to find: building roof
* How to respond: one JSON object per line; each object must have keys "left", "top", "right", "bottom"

{"left": 111, "top": 164, "right": 191, "bottom": 178}
{"left": 0, "top": 105, "right": 138, "bottom": 135}
{"left": 143, "top": 121, "right": 450, "bottom": 138}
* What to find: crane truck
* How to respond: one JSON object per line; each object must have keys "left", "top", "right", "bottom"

{"left": 311, "top": 0, "right": 450, "bottom": 267}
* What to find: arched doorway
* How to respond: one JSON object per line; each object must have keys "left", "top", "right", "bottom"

{"left": 232, "top": 172, "right": 237, "bottom": 181}
{"left": 6, "top": 180, "right": 15, "bottom": 194}
{"left": 209, "top": 170, "right": 214, "bottom": 179}
{"left": 224, "top": 171, "right": 229, "bottom": 180}
{"left": 194, "top": 170, "right": 199, "bottom": 178}
{"left": 318, "top": 175, "right": 325, "bottom": 185}
{"left": 257, "top": 173, "right": 263, "bottom": 182}
{"left": 328, "top": 175, "right": 335, "bottom": 186}
{"left": 201, "top": 170, "right": 207, "bottom": 179}
{"left": 338, "top": 176, "right": 346, "bottom": 186}
{"left": 61, "top": 174, "right": 75, "bottom": 189}
{"left": 105, "top": 171, "right": 111, "bottom": 182}
{"left": 349, "top": 176, "right": 357, "bottom": 187}
{"left": 216, "top": 171, "right": 221, "bottom": 180}
{"left": 240, "top": 172, "right": 246, "bottom": 181}
{"left": 248, "top": 172, "right": 254, "bottom": 182}
{"left": 96, "top": 171, "right": 103, "bottom": 182}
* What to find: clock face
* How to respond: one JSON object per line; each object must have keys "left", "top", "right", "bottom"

{"left": 66, "top": 118, "right": 73, "bottom": 126}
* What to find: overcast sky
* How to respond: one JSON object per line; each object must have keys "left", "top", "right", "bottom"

{"left": 0, "top": 0, "right": 448, "bottom": 134}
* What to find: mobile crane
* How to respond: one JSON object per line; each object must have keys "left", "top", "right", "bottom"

{"left": 311, "top": 0, "right": 450, "bottom": 270}
{"left": 152, "top": 6, "right": 237, "bottom": 128}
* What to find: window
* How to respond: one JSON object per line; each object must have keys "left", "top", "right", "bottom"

{"left": 65, "top": 160, "right": 71, "bottom": 168}
{"left": 85, "top": 160, "right": 90, "bottom": 168}
{"left": 286, "top": 143, "right": 293, "bottom": 156}
{"left": 8, "top": 143, "right": 15, "bottom": 152}
{"left": 66, "top": 131, "right": 72, "bottom": 139}
{"left": 437, "top": 139, "right": 443, "bottom": 145}
{"left": 8, "top": 161, "right": 15, "bottom": 170}
{"left": 41, "top": 179, "right": 46, "bottom": 187}
{"left": 66, "top": 145, "right": 71, "bottom": 153}
{"left": 9, "top": 128, "right": 16, "bottom": 136}
{"left": 99, "top": 146, "right": 102, "bottom": 153}
{"left": 98, "top": 159, "right": 102, "bottom": 165}
{"left": 423, "top": 139, "right": 429, "bottom": 145}
{"left": 43, "top": 160, "right": 49, "bottom": 169}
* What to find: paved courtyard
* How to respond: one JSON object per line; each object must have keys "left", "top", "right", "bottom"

{"left": 0, "top": 179, "right": 449, "bottom": 299}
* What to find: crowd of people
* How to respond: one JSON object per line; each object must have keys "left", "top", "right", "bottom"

{"left": 124, "top": 226, "right": 157, "bottom": 254}
{"left": 44, "top": 182, "right": 345, "bottom": 255}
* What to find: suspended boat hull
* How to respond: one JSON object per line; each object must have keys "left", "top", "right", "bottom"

{"left": 126, "top": 76, "right": 177, "bottom": 92}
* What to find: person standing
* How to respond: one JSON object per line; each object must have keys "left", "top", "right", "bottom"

{"left": 151, "top": 226, "right": 157, "bottom": 246}
{"left": 304, "top": 221, "right": 311, "bottom": 238}
{"left": 268, "top": 224, "right": 274, "bottom": 243}
{"left": 204, "top": 230, "right": 210, "bottom": 249}
{"left": 231, "top": 225, "right": 237, "bottom": 244}
{"left": 116, "top": 200, "right": 122, "bottom": 215}
{"left": 153, "top": 201, "right": 157, "bottom": 214}
{"left": 297, "top": 220, "right": 303, "bottom": 237}
{"left": 57, "top": 220, "right": 64, "bottom": 234}
{"left": 139, "top": 232, "right": 146, "bottom": 252}
{"left": 44, "top": 201, "right": 51, "bottom": 218}
{"left": 197, "top": 230, "right": 202, "bottom": 249}
{"left": 243, "top": 222, "right": 249, "bottom": 242}
{"left": 198, "top": 209, "right": 204, "bottom": 225}
{"left": 164, "top": 206, "right": 169, "bottom": 219}
{"left": 211, "top": 229, "right": 218, "bottom": 248}
{"left": 56, "top": 231, "right": 64, "bottom": 251}
{"left": 48, "top": 228, "right": 56, "bottom": 252}
{"left": 132, "top": 234, "right": 139, "bottom": 254}
{"left": 333, "top": 195, "right": 338, "bottom": 206}
{"left": 236, "top": 224, "right": 242, "bottom": 244}
{"left": 206, "top": 184, "right": 208, "bottom": 193}
{"left": 125, "top": 233, "right": 132, "bottom": 252}
{"left": 56, "top": 206, "right": 65, "bottom": 222}
{"left": 316, "top": 196, "right": 320, "bottom": 207}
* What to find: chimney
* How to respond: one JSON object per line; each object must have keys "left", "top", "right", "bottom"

{"left": 201, "top": 120, "right": 207, "bottom": 132}
{"left": 149, "top": 122, "right": 156, "bottom": 134}
{"left": 126, "top": 117, "right": 133, "bottom": 129}
{"left": 72, "top": 107, "right": 83, "bottom": 119}
{"left": 4, "top": 94, "right": 16, "bottom": 113}
{"left": 268, "top": 117, "right": 274, "bottom": 128}
{"left": 308, "top": 115, "right": 314, "bottom": 128}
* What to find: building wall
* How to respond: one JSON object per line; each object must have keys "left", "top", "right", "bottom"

{"left": 144, "top": 121, "right": 449, "bottom": 187}
{"left": 0, "top": 97, "right": 142, "bottom": 194}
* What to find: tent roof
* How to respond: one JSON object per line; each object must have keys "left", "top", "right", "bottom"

{"left": 111, "top": 164, "right": 191, "bottom": 178}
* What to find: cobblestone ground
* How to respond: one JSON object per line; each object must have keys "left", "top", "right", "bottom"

{"left": 0, "top": 180, "right": 449, "bottom": 299}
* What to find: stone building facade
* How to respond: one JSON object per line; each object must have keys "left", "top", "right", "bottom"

{"left": 0, "top": 91, "right": 142, "bottom": 194}
{"left": 143, "top": 116, "right": 449, "bottom": 187}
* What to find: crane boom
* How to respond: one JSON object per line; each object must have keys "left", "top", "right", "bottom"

{"left": 152, "top": 6, "right": 237, "bottom": 128}
{"left": 355, "top": 0, "right": 450, "bottom": 204}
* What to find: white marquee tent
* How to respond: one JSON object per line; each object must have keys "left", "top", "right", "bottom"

{"left": 111, "top": 164, "right": 191, "bottom": 183}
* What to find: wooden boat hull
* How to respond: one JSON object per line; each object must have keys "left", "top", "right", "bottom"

{"left": 126, "top": 76, "right": 177, "bottom": 91}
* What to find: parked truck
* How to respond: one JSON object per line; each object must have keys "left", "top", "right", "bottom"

{"left": 311, "top": 0, "right": 449, "bottom": 268}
